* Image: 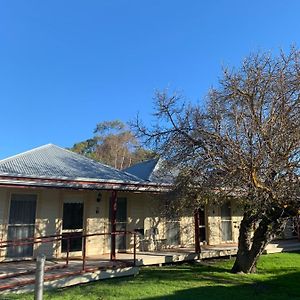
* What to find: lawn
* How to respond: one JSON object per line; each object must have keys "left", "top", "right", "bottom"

{"left": 3, "top": 252, "right": 300, "bottom": 300}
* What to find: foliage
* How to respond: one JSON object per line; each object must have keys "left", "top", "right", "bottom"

{"left": 134, "top": 48, "right": 300, "bottom": 273}
{"left": 6, "top": 253, "right": 300, "bottom": 299}
{"left": 70, "top": 120, "right": 155, "bottom": 169}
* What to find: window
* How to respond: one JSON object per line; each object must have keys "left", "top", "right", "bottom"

{"left": 62, "top": 202, "right": 83, "bottom": 230}
{"left": 61, "top": 232, "right": 82, "bottom": 252}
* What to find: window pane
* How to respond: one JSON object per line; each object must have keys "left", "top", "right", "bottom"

{"left": 9, "top": 194, "right": 37, "bottom": 225}
{"left": 61, "top": 233, "right": 82, "bottom": 252}
{"left": 7, "top": 225, "right": 35, "bottom": 257}
{"left": 63, "top": 203, "right": 83, "bottom": 230}
{"left": 221, "top": 202, "right": 231, "bottom": 220}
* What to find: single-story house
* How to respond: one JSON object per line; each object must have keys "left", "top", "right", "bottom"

{"left": 0, "top": 143, "right": 254, "bottom": 260}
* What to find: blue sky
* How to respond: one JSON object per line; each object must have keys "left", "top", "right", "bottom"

{"left": 0, "top": 0, "right": 299, "bottom": 159}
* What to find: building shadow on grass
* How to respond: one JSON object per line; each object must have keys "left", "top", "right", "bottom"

{"left": 39, "top": 256, "right": 300, "bottom": 300}
{"left": 102, "top": 262, "right": 230, "bottom": 285}
{"left": 141, "top": 270, "right": 300, "bottom": 300}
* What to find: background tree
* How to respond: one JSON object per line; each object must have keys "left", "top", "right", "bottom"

{"left": 70, "top": 120, "right": 155, "bottom": 169}
{"left": 134, "top": 48, "right": 300, "bottom": 273}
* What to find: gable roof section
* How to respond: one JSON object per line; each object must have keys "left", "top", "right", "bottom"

{"left": 123, "top": 158, "right": 159, "bottom": 181}
{"left": 123, "top": 158, "right": 175, "bottom": 184}
{"left": 0, "top": 144, "right": 169, "bottom": 191}
{"left": 0, "top": 144, "right": 141, "bottom": 182}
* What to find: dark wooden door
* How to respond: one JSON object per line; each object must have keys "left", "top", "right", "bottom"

{"left": 221, "top": 202, "right": 232, "bottom": 241}
{"left": 198, "top": 207, "right": 206, "bottom": 243}
{"left": 61, "top": 201, "right": 84, "bottom": 253}
{"left": 115, "top": 198, "right": 127, "bottom": 251}
{"left": 7, "top": 194, "right": 37, "bottom": 258}
{"left": 166, "top": 221, "right": 180, "bottom": 246}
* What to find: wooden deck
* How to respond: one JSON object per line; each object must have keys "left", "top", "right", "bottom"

{"left": 1, "top": 239, "right": 299, "bottom": 294}
{"left": 0, "top": 245, "right": 238, "bottom": 293}
{"left": 0, "top": 257, "right": 137, "bottom": 294}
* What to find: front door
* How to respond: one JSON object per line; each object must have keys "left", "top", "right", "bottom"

{"left": 221, "top": 202, "right": 232, "bottom": 242}
{"left": 166, "top": 221, "right": 180, "bottom": 246}
{"left": 115, "top": 198, "right": 127, "bottom": 251}
{"left": 198, "top": 207, "right": 207, "bottom": 243}
{"left": 61, "top": 198, "right": 84, "bottom": 253}
{"left": 7, "top": 194, "right": 37, "bottom": 258}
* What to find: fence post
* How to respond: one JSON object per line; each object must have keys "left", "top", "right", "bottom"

{"left": 194, "top": 209, "right": 201, "bottom": 259}
{"left": 133, "top": 232, "right": 137, "bottom": 267}
{"left": 82, "top": 235, "right": 86, "bottom": 271}
{"left": 66, "top": 235, "right": 70, "bottom": 267}
{"left": 110, "top": 190, "right": 117, "bottom": 261}
{"left": 34, "top": 254, "right": 46, "bottom": 300}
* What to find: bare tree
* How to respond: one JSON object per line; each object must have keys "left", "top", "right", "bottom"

{"left": 134, "top": 48, "right": 300, "bottom": 273}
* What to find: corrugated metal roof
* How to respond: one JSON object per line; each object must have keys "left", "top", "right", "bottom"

{"left": 123, "top": 158, "right": 159, "bottom": 181}
{"left": 123, "top": 158, "right": 175, "bottom": 184}
{"left": 0, "top": 144, "right": 144, "bottom": 183}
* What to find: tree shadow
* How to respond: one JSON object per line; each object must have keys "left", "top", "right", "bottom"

{"left": 139, "top": 269, "right": 300, "bottom": 300}
{"left": 103, "top": 262, "right": 230, "bottom": 285}
{"left": 34, "top": 262, "right": 231, "bottom": 299}
{"left": 4, "top": 255, "right": 300, "bottom": 300}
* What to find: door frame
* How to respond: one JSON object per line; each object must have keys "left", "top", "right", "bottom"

{"left": 6, "top": 191, "right": 39, "bottom": 258}
{"left": 220, "top": 201, "right": 233, "bottom": 242}
{"left": 109, "top": 197, "right": 128, "bottom": 252}
{"left": 198, "top": 206, "right": 207, "bottom": 244}
{"left": 166, "top": 219, "right": 181, "bottom": 246}
{"left": 60, "top": 193, "right": 87, "bottom": 257}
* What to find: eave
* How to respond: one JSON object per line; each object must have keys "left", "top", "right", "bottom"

{"left": 0, "top": 175, "right": 172, "bottom": 193}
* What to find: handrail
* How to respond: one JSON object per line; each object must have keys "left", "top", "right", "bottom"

{"left": 0, "top": 231, "right": 136, "bottom": 247}
{"left": 0, "top": 231, "right": 137, "bottom": 272}
{"left": 0, "top": 233, "right": 65, "bottom": 246}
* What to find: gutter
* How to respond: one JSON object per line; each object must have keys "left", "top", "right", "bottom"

{"left": 0, "top": 175, "right": 172, "bottom": 193}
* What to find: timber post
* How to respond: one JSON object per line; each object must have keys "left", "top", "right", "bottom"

{"left": 194, "top": 209, "right": 201, "bottom": 259}
{"left": 110, "top": 190, "right": 118, "bottom": 261}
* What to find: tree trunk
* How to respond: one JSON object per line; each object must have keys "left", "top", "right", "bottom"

{"left": 232, "top": 226, "right": 269, "bottom": 273}
{"left": 231, "top": 211, "right": 256, "bottom": 273}
{"left": 231, "top": 209, "right": 286, "bottom": 274}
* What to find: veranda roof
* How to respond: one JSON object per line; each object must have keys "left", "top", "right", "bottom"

{"left": 0, "top": 144, "right": 169, "bottom": 192}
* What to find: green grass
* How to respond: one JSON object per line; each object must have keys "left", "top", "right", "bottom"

{"left": 3, "top": 252, "right": 300, "bottom": 300}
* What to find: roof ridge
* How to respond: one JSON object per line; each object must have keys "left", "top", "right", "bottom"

{"left": 146, "top": 158, "right": 160, "bottom": 179}
{"left": 123, "top": 157, "right": 160, "bottom": 181}
{"left": 0, "top": 144, "right": 54, "bottom": 164}
{"left": 61, "top": 145, "right": 143, "bottom": 178}
{"left": 124, "top": 157, "right": 159, "bottom": 170}
{"left": 0, "top": 143, "right": 145, "bottom": 182}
